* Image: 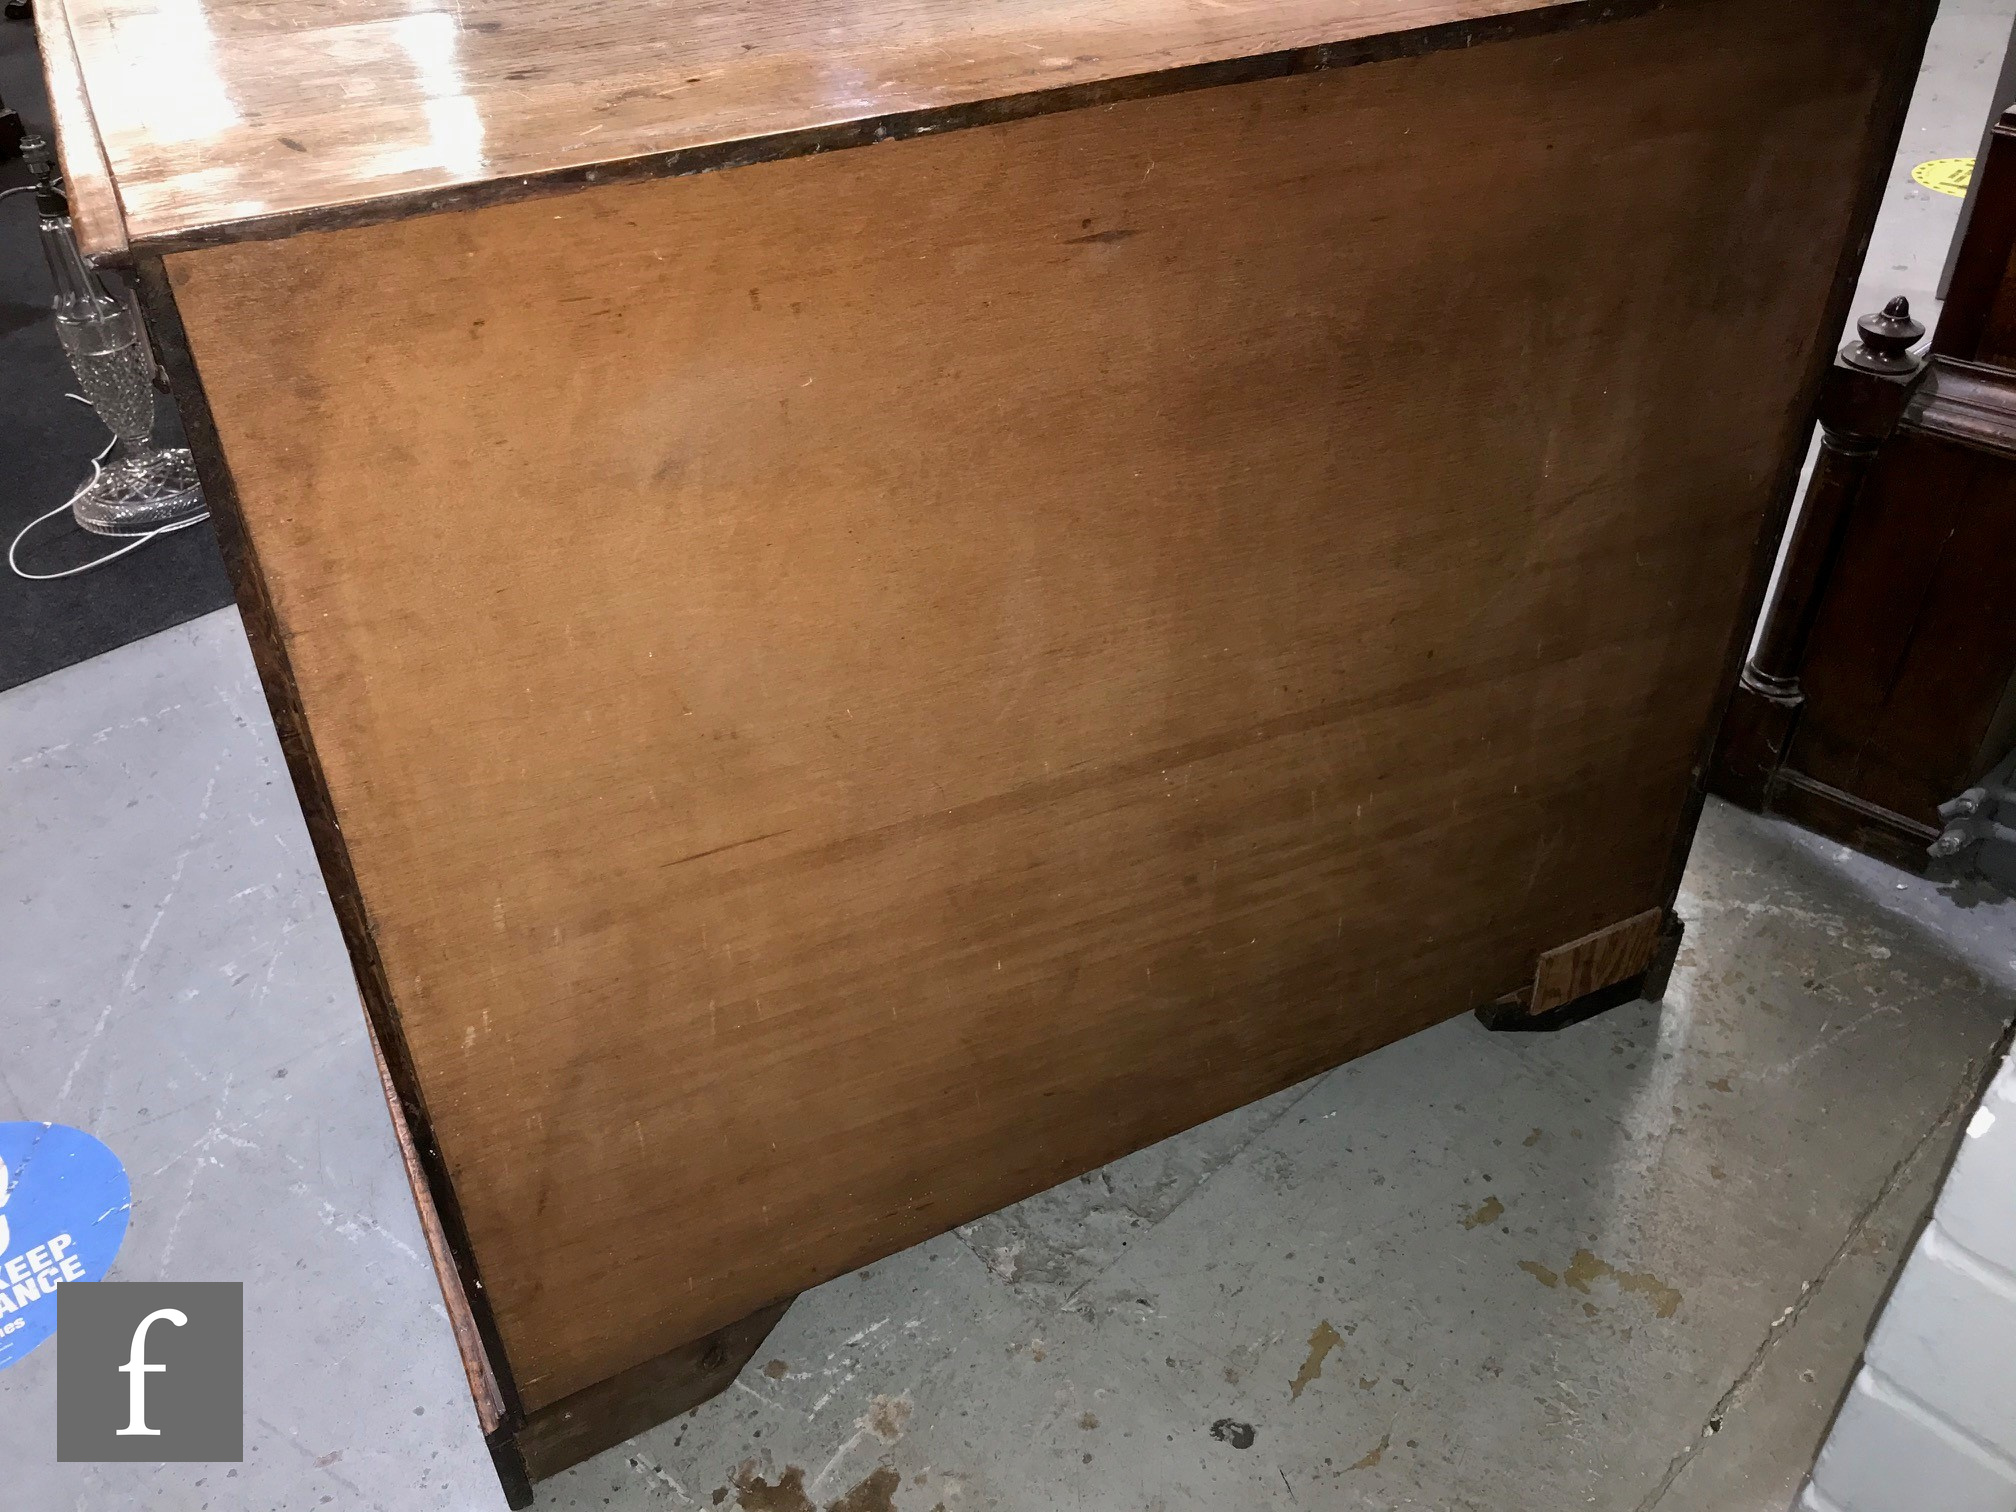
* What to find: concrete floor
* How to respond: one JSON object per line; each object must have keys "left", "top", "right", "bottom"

{"left": 1866, "top": 0, "right": 2016, "bottom": 325}
{"left": 6, "top": 7, "right": 2016, "bottom": 1510}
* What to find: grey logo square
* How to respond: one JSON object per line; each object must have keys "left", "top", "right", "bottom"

{"left": 57, "top": 1282, "right": 243, "bottom": 1462}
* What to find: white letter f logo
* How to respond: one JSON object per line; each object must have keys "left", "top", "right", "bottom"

{"left": 115, "top": 1308, "right": 187, "bottom": 1436}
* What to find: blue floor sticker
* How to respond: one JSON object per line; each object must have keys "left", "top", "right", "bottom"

{"left": 0, "top": 1122, "right": 132, "bottom": 1368}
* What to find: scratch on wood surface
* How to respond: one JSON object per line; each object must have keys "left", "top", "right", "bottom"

{"left": 663, "top": 829, "right": 793, "bottom": 869}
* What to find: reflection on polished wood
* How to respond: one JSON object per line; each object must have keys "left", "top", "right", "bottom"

{"left": 33, "top": 0, "right": 126, "bottom": 257}
{"left": 41, "top": 0, "right": 1594, "bottom": 255}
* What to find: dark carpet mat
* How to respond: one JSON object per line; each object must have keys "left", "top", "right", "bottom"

{"left": 0, "top": 15, "right": 235, "bottom": 694}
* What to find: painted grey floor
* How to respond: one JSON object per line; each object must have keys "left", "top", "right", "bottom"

{"left": 5, "top": 6, "right": 2016, "bottom": 1510}
{"left": 1, "top": 611, "right": 496, "bottom": 1510}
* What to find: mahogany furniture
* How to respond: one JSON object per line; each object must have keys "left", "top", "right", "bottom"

{"left": 39, "top": 0, "right": 1931, "bottom": 1498}
{"left": 1714, "top": 105, "right": 2016, "bottom": 873}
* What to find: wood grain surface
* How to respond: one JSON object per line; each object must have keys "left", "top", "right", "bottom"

{"left": 32, "top": 0, "right": 126, "bottom": 258}
{"left": 1794, "top": 417, "right": 2016, "bottom": 825}
{"left": 1530, "top": 908, "right": 1665, "bottom": 1016}
{"left": 168, "top": 0, "right": 1910, "bottom": 1411}
{"left": 363, "top": 1000, "right": 507, "bottom": 1436}
{"left": 514, "top": 1300, "right": 792, "bottom": 1481}
{"left": 42, "top": 0, "right": 1614, "bottom": 254}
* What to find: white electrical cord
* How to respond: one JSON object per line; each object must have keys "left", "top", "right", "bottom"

{"left": 7, "top": 394, "right": 210, "bottom": 581}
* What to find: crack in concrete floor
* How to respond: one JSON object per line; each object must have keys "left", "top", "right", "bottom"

{"left": 1635, "top": 1023, "right": 2016, "bottom": 1512}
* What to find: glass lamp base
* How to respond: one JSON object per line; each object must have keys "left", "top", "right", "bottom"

{"left": 71, "top": 446, "right": 206, "bottom": 536}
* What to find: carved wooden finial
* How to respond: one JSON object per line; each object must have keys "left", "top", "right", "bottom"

{"left": 1841, "top": 296, "right": 1927, "bottom": 374}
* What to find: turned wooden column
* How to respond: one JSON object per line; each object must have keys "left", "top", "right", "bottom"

{"left": 1714, "top": 298, "right": 1929, "bottom": 809}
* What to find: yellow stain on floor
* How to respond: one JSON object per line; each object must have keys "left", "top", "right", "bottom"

{"left": 1289, "top": 1319, "right": 1342, "bottom": 1400}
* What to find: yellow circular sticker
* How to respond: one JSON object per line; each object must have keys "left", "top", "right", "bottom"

{"left": 1913, "top": 157, "right": 1975, "bottom": 198}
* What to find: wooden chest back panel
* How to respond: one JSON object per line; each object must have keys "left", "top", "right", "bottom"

{"left": 168, "top": 0, "right": 1902, "bottom": 1408}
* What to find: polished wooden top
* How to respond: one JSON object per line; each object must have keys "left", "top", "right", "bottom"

{"left": 40, "top": 0, "right": 1594, "bottom": 258}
